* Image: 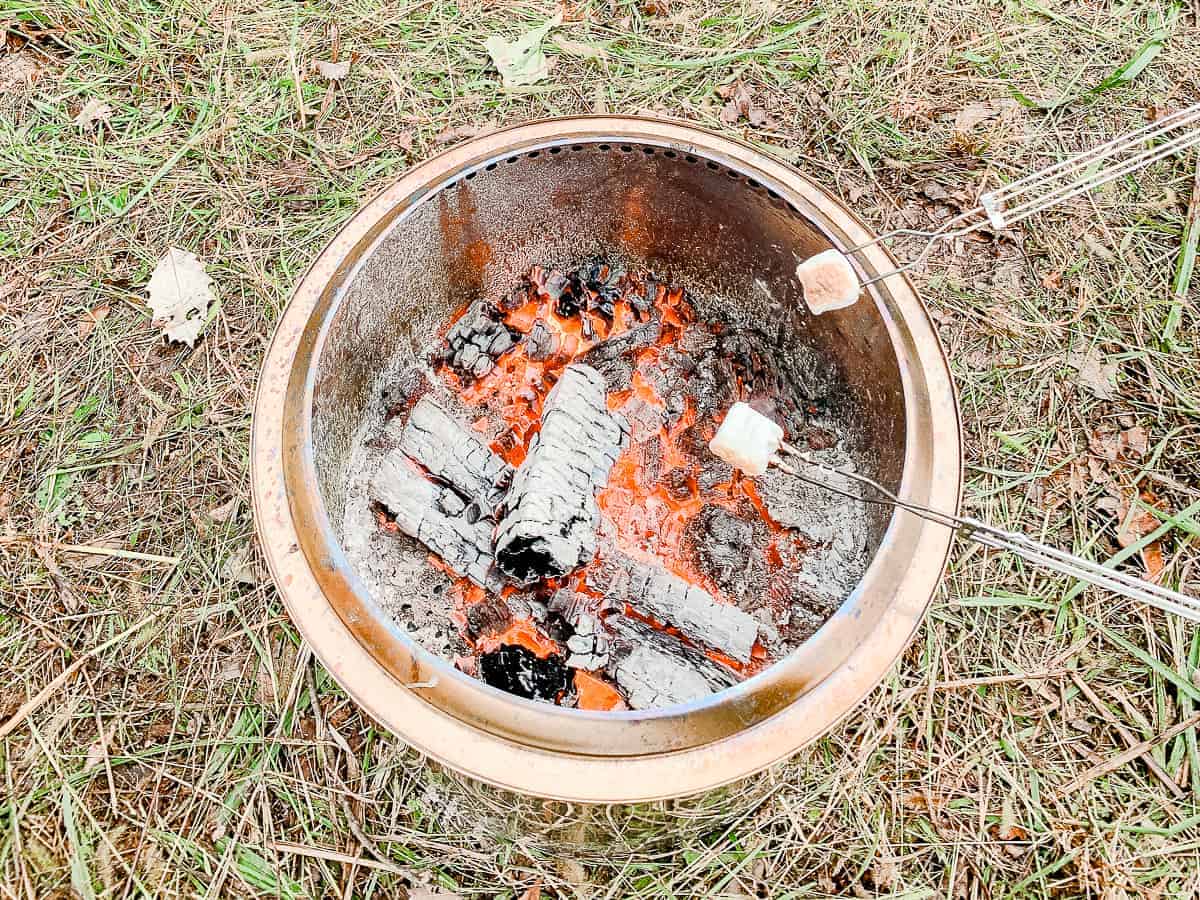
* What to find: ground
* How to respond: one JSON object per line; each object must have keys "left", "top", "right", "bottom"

{"left": 1, "top": 0, "right": 1199, "bottom": 897}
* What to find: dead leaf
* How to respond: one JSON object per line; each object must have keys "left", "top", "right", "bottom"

{"left": 1041, "top": 270, "right": 1063, "bottom": 290}
{"left": 554, "top": 37, "right": 608, "bottom": 60}
{"left": 313, "top": 59, "right": 351, "bottom": 80}
{"left": 642, "top": 0, "right": 670, "bottom": 14}
{"left": 84, "top": 724, "right": 117, "bottom": 773}
{"left": 0, "top": 51, "right": 42, "bottom": 93}
{"left": 485, "top": 13, "right": 562, "bottom": 88}
{"left": 407, "top": 889, "right": 464, "bottom": 900}
{"left": 146, "top": 247, "right": 214, "bottom": 347}
{"left": 1119, "top": 425, "right": 1149, "bottom": 460}
{"left": 223, "top": 543, "right": 261, "bottom": 586}
{"left": 77, "top": 304, "right": 110, "bottom": 341}
{"left": 207, "top": 496, "right": 239, "bottom": 523}
{"left": 435, "top": 123, "right": 486, "bottom": 145}
{"left": 1067, "top": 347, "right": 1119, "bottom": 400}
{"left": 952, "top": 99, "right": 1018, "bottom": 134}
{"left": 556, "top": 0, "right": 589, "bottom": 21}
{"left": 394, "top": 129, "right": 415, "bottom": 153}
{"left": 74, "top": 98, "right": 112, "bottom": 129}
{"left": 1142, "top": 541, "right": 1166, "bottom": 582}
{"left": 717, "top": 80, "right": 777, "bottom": 129}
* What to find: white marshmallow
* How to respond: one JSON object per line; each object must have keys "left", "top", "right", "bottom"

{"left": 796, "top": 249, "right": 860, "bottom": 315}
{"left": 708, "top": 402, "right": 784, "bottom": 476}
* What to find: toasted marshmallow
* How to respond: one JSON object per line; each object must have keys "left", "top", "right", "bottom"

{"left": 796, "top": 249, "right": 860, "bottom": 314}
{"left": 708, "top": 402, "right": 784, "bottom": 476}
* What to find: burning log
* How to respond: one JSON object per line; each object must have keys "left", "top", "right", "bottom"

{"left": 371, "top": 454, "right": 504, "bottom": 591}
{"left": 590, "top": 551, "right": 759, "bottom": 664}
{"left": 389, "top": 395, "right": 512, "bottom": 516}
{"left": 605, "top": 617, "right": 737, "bottom": 710}
{"left": 493, "top": 364, "right": 627, "bottom": 584}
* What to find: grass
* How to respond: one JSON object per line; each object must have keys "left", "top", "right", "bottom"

{"left": 1, "top": 0, "right": 1199, "bottom": 896}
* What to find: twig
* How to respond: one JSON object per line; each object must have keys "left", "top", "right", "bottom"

{"left": 266, "top": 841, "right": 408, "bottom": 876}
{"left": 55, "top": 543, "right": 180, "bottom": 565}
{"left": 0, "top": 611, "right": 160, "bottom": 740}
{"left": 1069, "top": 671, "right": 1184, "bottom": 799}
{"left": 1060, "top": 712, "right": 1200, "bottom": 794}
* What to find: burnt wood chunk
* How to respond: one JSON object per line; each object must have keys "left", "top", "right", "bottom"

{"left": 438, "top": 300, "right": 514, "bottom": 378}
{"left": 605, "top": 617, "right": 737, "bottom": 710}
{"left": 390, "top": 396, "right": 512, "bottom": 516}
{"left": 371, "top": 454, "right": 503, "bottom": 591}
{"left": 494, "top": 364, "right": 627, "bottom": 584}
{"left": 590, "top": 551, "right": 759, "bottom": 664}
{"left": 479, "top": 645, "right": 571, "bottom": 702}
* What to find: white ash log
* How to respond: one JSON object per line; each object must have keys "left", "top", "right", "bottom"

{"left": 493, "top": 364, "right": 627, "bottom": 584}
{"left": 389, "top": 395, "right": 512, "bottom": 516}
{"left": 605, "top": 617, "right": 737, "bottom": 710}
{"left": 590, "top": 551, "right": 759, "bottom": 664}
{"left": 371, "top": 454, "right": 504, "bottom": 591}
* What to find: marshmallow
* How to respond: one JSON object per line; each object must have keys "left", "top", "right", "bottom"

{"left": 796, "top": 249, "right": 860, "bottom": 315}
{"left": 708, "top": 402, "right": 784, "bottom": 476}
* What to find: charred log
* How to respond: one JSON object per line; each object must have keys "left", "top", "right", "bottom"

{"left": 371, "top": 454, "right": 503, "bottom": 591}
{"left": 605, "top": 617, "right": 737, "bottom": 710}
{"left": 494, "top": 364, "right": 627, "bottom": 584}
{"left": 465, "top": 597, "right": 514, "bottom": 639}
{"left": 479, "top": 645, "right": 571, "bottom": 702}
{"left": 589, "top": 551, "right": 759, "bottom": 664}
{"left": 389, "top": 395, "right": 512, "bottom": 516}
{"left": 436, "top": 300, "right": 515, "bottom": 378}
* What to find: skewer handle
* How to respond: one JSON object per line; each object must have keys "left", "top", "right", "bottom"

{"left": 774, "top": 447, "right": 1200, "bottom": 623}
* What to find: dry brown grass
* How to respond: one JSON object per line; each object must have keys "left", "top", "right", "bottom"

{"left": 2, "top": 0, "right": 1199, "bottom": 896}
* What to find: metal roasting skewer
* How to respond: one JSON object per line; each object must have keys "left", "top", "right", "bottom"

{"left": 847, "top": 101, "right": 1200, "bottom": 288}
{"left": 770, "top": 444, "right": 1200, "bottom": 623}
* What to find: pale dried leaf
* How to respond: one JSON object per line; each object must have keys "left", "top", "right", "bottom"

{"left": 394, "top": 129, "right": 416, "bottom": 153}
{"left": 1120, "top": 425, "right": 1149, "bottom": 459}
{"left": 952, "top": 99, "right": 1018, "bottom": 133}
{"left": 147, "top": 248, "right": 214, "bottom": 347}
{"left": 314, "top": 59, "right": 351, "bottom": 80}
{"left": 74, "top": 98, "right": 112, "bottom": 128}
{"left": 1067, "top": 348, "right": 1118, "bottom": 400}
{"left": 484, "top": 13, "right": 562, "bottom": 88}
{"left": 77, "top": 304, "right": 110, "bottom": 341}
{"left": 0, "top": 51, "right": 42, "bottom": 93}
{"left": 207, "top": 496, "right": 239, "bottom": 523}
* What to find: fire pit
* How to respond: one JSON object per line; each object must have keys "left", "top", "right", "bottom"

{"left": 251, "top": 117, "right": 961, "bottom": 801}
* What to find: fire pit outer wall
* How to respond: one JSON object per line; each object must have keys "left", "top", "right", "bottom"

{"left": 251, "top": 117, "right": 961, "bottom": 802}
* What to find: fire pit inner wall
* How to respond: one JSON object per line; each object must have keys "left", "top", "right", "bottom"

{"left": 276, "top": 126, "right": 949, "bottom": 762}
{"left": 312, "top": 143, "right": 903, "bottom": 543}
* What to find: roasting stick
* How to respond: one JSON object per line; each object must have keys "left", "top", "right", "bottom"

{"left": 710, "top": 403, "right": 1200, "bottom": 622}
{"left": 797, "top": 102, "right": 1200, "bottom": 311}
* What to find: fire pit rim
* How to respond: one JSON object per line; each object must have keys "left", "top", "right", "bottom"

{"left": 252, "top": 115, "right": 962, "bottom": 792}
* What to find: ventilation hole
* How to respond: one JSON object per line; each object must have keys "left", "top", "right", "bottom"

{"left": 620, "top": 144, "right": 633, "bottom": 152}
{"left": 505, "top": 155, "right": 519, "bottom": 164}
{"left": 767, "top": 188, "right": 780, "bottom": 199}
{"left": 464, "top": 171, "right": 476, "bottom": 180}
{"left": 726, "top": 168, "right": 741, "bottom": 180}
{"left": 571, "top": 144, "right": 583, "bottom": 151}
{"left": 549, "top": 146, "right": 562, "bottom": 154}
{"left": 684, "top": 154, "right": 698, "bottom": 164}
{"left": 642, "top": 146, "right": 655, "bottom": 155}
{"left": 527, "top": 150, "right": 541, "bottom": 158}
{"left": 597, "top": 143, "right": 611, "bottom": 151}
{"left": 706, "top": 161, "right": 719, "bottom": 171}
{"left": 485, "top": 162, "right": 498, "bottom": 171}
{"left": 663, "top": 149, "right": 677, "bottom": 158}
{"left": 747, "top": 178, "right": 761, "bottom": 190}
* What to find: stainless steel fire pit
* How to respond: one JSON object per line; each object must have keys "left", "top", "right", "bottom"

{"left": 251, "top": 116, "right": 961, "bottom": 801}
